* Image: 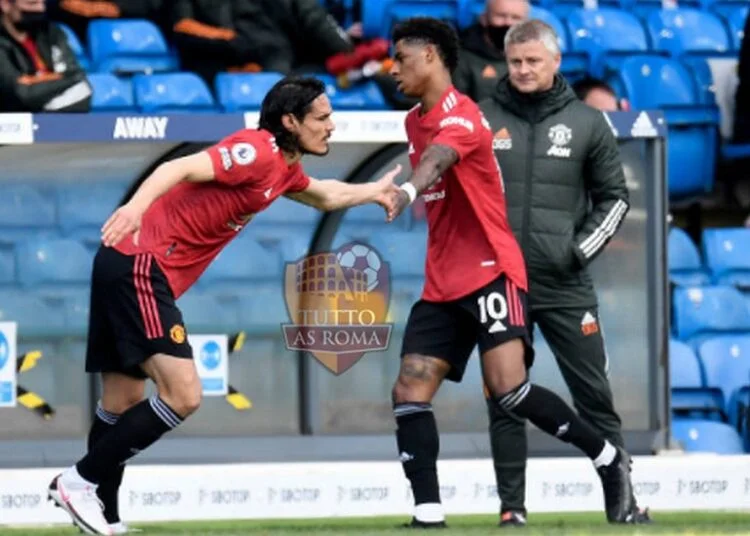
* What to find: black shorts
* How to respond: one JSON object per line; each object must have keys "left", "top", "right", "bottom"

{"left": 85, "top": 246, "right": 193, "bottom": 379}
{"left": 401, "top": 274, "right": 534, "bottom": 383}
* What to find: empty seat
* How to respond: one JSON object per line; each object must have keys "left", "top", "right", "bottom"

{"left": 0, "top": 185, "right": 56, "bottom": 242}
{"left": 698, "top": 335, "right": 750, "bottom": 427}
{"left": 317, "top": 74, "right": 388, "bottom": 111}
{"left": 672, "top": 285, "right": 750, "bottom": 346}
{"left": 0, "top": 291, "right": 67, "bottom": 337}
{"left": 214, "top": 73, "right": 284, "bottom": 112}
{"left": 63, "top": 287, "right": 91, "bottom": 337}
{"left": 670, "top": 338, "right": 724, "bottom": 419}
{"left": 237, "top": 283, "right": 289, "bottom": 336}
{"left": 672, "top": 419, "right": 745, "bottom": 454}
{"left": 0, "top": 246, "right": 13, "bottom": 286}
{"left": 57, "top": 183, "right": 126, "bottom": 243}
{"left": 702, "top": 228, "right": 750, "bottom": 288}
{"left": 646, "top": 8, "right": 732, "bottom": 59}
{"left": 199, "top": 234, "right": 281, "bottom": 289}
{"left": 57, "top": 22, "right": 89, "bottom": 71}
{"left": 16, "top": 239, "right": 94, "bottom": 289}
{"left": 368, "top": 231, "right": 426, "bottom": 278}
{"left": 176, "top": 289, "right": 242, "bottom": 334}
{"left": 384, "top": 1, "right": 458, "bottom": 36}
{"left": 252, "top": 195, "right": 320, "bottom": 228}
{"left": 133, "top": 72, "right": 216, "bottom": 113}
{"left": 606, "top": 56, "right": 719, "bottom": 200}
{"left": 87, "top": 74, "right": 135, "bottom": 112}
{"left": 88, "top": 19, "right": 178, "bottom": 74}
{"left": 716, "top": 4, "right": 749, "bottom": 51}
{"left": 565, "top": 8, "right": 650, "bottom": 77}
{"left": 668, "top": 228, "right": 710, "bottom": 286}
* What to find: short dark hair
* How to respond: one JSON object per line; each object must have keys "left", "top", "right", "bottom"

{"left": 391, "top": 17, "right": 459, "bottom": 72}
{"left": 259, "top": 76, "right": 326, "bottom": 153}
{"left": 571, "top": 77, "right": 616, "bottom": 102}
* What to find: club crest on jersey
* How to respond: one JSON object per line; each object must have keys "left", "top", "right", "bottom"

{"left": 231, "top": 143, "right": 256, "bottom": 165}
{"left": 547, "top": 124, "right": 572, "bottom": 158}
{"left": 493, "top": 128, "right": 512, "bottom": 150}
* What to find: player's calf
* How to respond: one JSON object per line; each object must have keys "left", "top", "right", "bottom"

{"left": 392, "top": 354, "right": 450, "bottom": 528}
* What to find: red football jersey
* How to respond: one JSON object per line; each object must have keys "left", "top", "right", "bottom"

{"left": 115, "top": 129, "right": 310, "bottom": 298}
{"left": 405, "top": 87, "right": 527, "bottom": 302}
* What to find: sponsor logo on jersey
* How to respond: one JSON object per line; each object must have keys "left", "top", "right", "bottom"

{"left": 493, "top": 128, "right": 512, "bottom": 150}
{"left": 113, "top": 116, "right": 168, "bottom": 140}
{"left": 219, "top": 147, "right": 232, "bottom": 171}
{"left": 439, "top": 115, "right": 474, "bottom": 132}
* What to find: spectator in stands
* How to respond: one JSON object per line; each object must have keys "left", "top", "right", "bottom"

{"left": 572, "top": 76, "right": 630, "bottom": 112}
{"left": 733, "top": 10, "right": 749, "bottom": 142}
{"left": 49, "top": 0, "right": 170, "bottom": 43}
{"left": 171, "top": 0, "right": 356, "bottom": 85}
{"left": 479, "top": 20, "right": 650, "bottom": 526}
{"left": 453, "top": 0, "right": 528, "bottom": 102}
{"left": 0, "top": 0, "right": 91, "bottom": 112}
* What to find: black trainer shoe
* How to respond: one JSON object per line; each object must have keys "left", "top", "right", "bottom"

{"left": 401, "top": 517, "right": 447, "bottom": 529}
{"left": 597, "top": 447, "right": 639, "bottom": 523}
{"left": 499, "top": 511, "right": 527, "bottom": 527}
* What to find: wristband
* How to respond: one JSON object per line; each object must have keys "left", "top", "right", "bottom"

{"left": 400, "top": 182, "right": 418, "bottom": 205}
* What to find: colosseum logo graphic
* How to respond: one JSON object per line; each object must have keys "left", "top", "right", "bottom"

{"left": 282, "top": 242, "right": 392, "bottom": 375}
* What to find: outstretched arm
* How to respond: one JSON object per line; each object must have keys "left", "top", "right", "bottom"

{"left": 387, "top": 144, "right": 458, "bottom": 222}
{"left": 286, "top": 164, "right": 402, "bottom": 212}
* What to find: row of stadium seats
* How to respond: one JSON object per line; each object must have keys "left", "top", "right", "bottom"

{"left": 670, "top": 338, "right": 750, "bottom": 452}
{"left": 669, "top": 227, "right": 750, "bottom": 288}
{"left": 65, "top": 7, "right": 744, "bottom": 78}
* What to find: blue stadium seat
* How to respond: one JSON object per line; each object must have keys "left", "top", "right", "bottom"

{"left": 368, "top": 231, "right": 426, "bottom": 278}
{"left": 713, "top": 4, "right": 749, "bottom": 51}
{"left": 87, "top": 19, "right": 178, "bottom": 74}
{"left": 670, "top": 339, "right": 725, "bottom": 419}
{"left": 671, "top": 418, "right": 745, "bottom": 454}
{"left": 702, "top": 228, "right": 750, "bottom": 288}
{"left": 57, "top": 183, "right": 126, "bottom": 244}
{"left": 646, "top": 9, "right": 732, "bottom": 59}
{"left": 237, "top": 283, "right": 289, "bottom": 336}
{"left": 133, "top": 73, "right": 216, "bottom": 113}
{"left": 0, "top": 246, "right": 14, "bottom": 285}
{"left": 87, "top": 74, "right": 135, "bottom": 112}
{"left": 0, "top": 184, "right": 57, "bottom": 244}
{"left": 606, "top": 56, "right": 719, "bottom": 200}
{"left": 668, "top": 228, "right": 710, "bottom": 286}
{"left": 214, "top": 73, "right": 284, "bottom": 112}
{"left": 672, "top": 285, "right": 750, "bottom": 346}
{"left": 698, "top": 335, "right": 750, "bottom": 428}
{"left": 251, "top": 196, "right": 320, "bottom": 236}
{"left": 16, "top": 239, "right": 94, "bottom": 289}
{"left": 63, "top": 287, "right": 91, "bottom": 336}
{"left": 384, "top": 1, "right": 459, "bottom": 36}
{"left": 176, "top": 289, "right": 242, "bottom": 333}
{"left": 0, "top": 291, "right": 67, "bottom": 337}
{"left": 57, "top": 23, "right": 89, "bottom": 71}
{"left": 198, "top": 234, "right": 282, "bottom": 289}
{"left": 565, "top": 8, "right": 650, "bottom": 78}
{"left": 317, "top": 74, "right": 388, "bottom": 110}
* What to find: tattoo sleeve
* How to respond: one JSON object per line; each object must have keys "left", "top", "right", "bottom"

{"left": 400, "top": 354, "right": 444, "bottom": 382}
{"left": 408, "top": 144, "right": 458, "bottom": 194}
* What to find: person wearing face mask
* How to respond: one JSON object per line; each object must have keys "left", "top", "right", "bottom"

{"left": 453, "top": 0, "right": 528, "bottom": 103}
{"left": 0, "top": 0, "right": 91, "bottom": 112}
{"left": 478, "top": 20, "right": 652, "bottom": 527}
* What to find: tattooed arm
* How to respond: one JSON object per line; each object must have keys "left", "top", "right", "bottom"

{"left": 387, "top": 144, "right": 458, "bottom": 222}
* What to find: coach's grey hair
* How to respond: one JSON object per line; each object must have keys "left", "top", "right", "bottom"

{"left": 504, "top": 19, "right": 561, "bottom": 56}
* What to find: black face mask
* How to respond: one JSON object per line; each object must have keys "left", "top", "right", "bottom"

{"left": 15, "top": 11, "right": 47, "bottom": 34}
{"left": 486, "top": 24, "right": 511, "bottom": 51}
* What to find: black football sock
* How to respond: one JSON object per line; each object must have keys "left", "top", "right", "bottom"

{"left": 77, "top": 395, "right": 183, "bottom": 484}
{"left": 394, "top": 402, "right": 444, "bottom": 522}
{"left": 87, "top": 403, "right": 125, "bottom": 524}
{"left": 494, "top": 381, "right": 612, "bottom": 462}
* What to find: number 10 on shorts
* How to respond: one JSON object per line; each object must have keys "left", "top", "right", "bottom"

{"left": 190, "top": 334, "right": 229, "bottom": 396}
{"left": 478, "top": 292, "right": 508, "bottom": 334}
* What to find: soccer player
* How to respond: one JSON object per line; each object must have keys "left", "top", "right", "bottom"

{"left": 385, "top": 18, "right": 639, "bottom": 528}
{"left": 47, "top": 75, "right": 401, "bottom": 535}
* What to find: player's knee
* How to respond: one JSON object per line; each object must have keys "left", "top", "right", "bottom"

{"left": 160, "top": 374, "right": 202, "bottom": 418}
{"left": 391, "top": 374, "right": 431, "bottom": 404}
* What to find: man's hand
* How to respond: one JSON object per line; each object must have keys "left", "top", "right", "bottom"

{"left": 386, "top": 189, "right": 411, "bottom": 223}
{"left": 101, "top": 202, "right": 145, "bottom": 248}
{"left": 372, "top": 164, "right": 403, "bottom": 218}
